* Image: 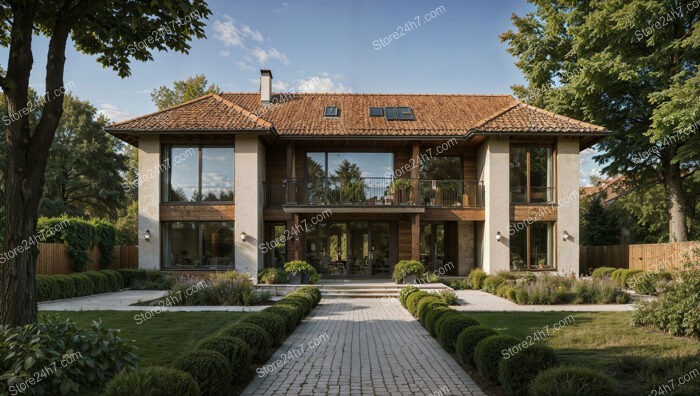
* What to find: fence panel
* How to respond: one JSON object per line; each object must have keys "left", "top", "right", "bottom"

{"left": 580, "top": 241, "right": 699, "bottom": 274}
{"left": 35, "top": 243, "right": 138, "bottom": 275}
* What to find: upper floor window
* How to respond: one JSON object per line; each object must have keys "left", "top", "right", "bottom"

{"left": 510, "top": 145, "right": 553, "bottom": 203}
{"left": 162, "top": 145, "right": 234, "bottom": 203}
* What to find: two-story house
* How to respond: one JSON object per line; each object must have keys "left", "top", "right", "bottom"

{"left": 106, "top": 70, "right": 608, "bottom": 279}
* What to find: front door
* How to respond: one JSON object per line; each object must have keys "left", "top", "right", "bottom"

{"left": 420, "top": 222, "right": 459, "bottom": 275}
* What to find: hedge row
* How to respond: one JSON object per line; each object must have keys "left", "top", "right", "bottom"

{"left": 104, "top": 286, "right": 322, "bottom": 395}
{"left": 37, "top": 270, "right": 125, "bottom": 301}
{"left": 398, "top": 286, "right": 617, "bottom": 395}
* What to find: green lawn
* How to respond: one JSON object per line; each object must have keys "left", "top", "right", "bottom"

{"left": 40, "top": 311, "right": 249, "bottom": 366}
{"left": 469, "top": 311, "right": 700, "bottom": 396}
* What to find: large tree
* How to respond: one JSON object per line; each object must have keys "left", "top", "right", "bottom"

{"left": 41, "top": 94, "right": 127, "bottom": 219}
{"left": 0, "top": 0, "right": 211, "bottom": 326}
{"left": 501, "top": 0, "right": 700, "bottom": 241}
{"left": 151, "top": 74, "right": 220, "bottom": 110}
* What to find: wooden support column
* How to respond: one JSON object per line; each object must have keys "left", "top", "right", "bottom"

{"left": 411, "top": 142, "right": 420, "bottom": 204}
{"left": 411, "top": 213, "right": 421, "bottom": 260}
{"left": 292, "top": 214, "right": 302, "bottom": 260}
{"left": 286, "top": 142, "right": 295, "bottom": 204}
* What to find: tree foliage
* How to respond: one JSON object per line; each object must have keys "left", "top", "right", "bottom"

{"left": 581, "top": 194, "right": 620, "bottom": 246}
{"left": 501, "top": 0, "right": 700, "bottom": 241}
{"left": 151, "top": 74, "right": 220, "bottom": 110}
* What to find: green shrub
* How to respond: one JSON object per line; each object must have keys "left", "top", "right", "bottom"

{"left": 84, "top": 271, "right": 110, "bottom": 294}
{"left": 36, "top": 275, "right": 60, "bottom": 301}
{"left": 264, "top": 305, "right": 300, "bottom": 332}
{"left": 283, "top": 260, "right": 317, "bottom": 282}
{"left": 483, "top": 275, "right": 506, "bottom": 294}
{"left": 71, "top": 274, "right": 95, "bottom": 296}
{"left": 405, "top": 291, "right": 432, "bottom": 316}
{"left": 498, "top": 344, "right": 559, "bottom": 395}
{"left": 418, "top": 298, "right": 448, "bottom": 325}
{"left": 92, "top": 219, "right": 117, "bottom": 269}
{"left": 392, "top": 259, "right": 426, "bottom": 283}
{"left": 117, "top": 268, "right": 147, "bottom": 288}
{"left": 0, "top": 318, "right": 139, "bottom": 395}
{"left": 425, "top": 306, "right": 454, "bottom": 336}
{"left": 221, "top": 323, "right": 272, "bottom": 363}
{"left": 629, "top": 271, "right": 672, "bottom": 296}
{"left": 283, "top": 295, "right": 312, "bottom": 315}
{"left": 100, "top": 269, "right": 124, "bottom": 291}
{"left": 632, "top": 268, "right": 700, "bottom": 337}
{"left": 473, "top": 334, "right": 520, "bottom": 383}
{"left": 290, "top": 290, "right": 316, "bottom": 309}
{"left": 174, "top": 350, "right": 231, "bottom": 396}
{"left": 38, "top": 216, "right": 97, "bottom": 272}
{"left": 496, "top": 284, "right": 511, "bottom": 298}
{"left": 296, "top": 286, "right": 322, "bottom": 306}
{"left": 258, "top": 268, "right": 288, "bottom": 284}
{"left": 53, "top": 274, "right": 76, "bottom": 299}
{"left": 437, "top": 314, "right": 480, "bottom": 352}
{"left": 591, "top": 267, "right": 617, "bottom": 279}
{"left": 439, "top": 278, "right": 472, "bottom": 290}
{"left": 469, "top": 269, "right": 487, "bottom": 289}
{"left": 240, "top": 312, "right": 286, "bottom": 346}
{"left": 399, "top": 285, "right": 420, "bottom": 307}
{"left": 456, "top": 326, "right": 497, "bottom": 365}
{"left": 611, "top": 268, "right": 642, "bottom": 287}
{"left": 621, "top": 269, "right": 644, "bottom": 288}
{"left": 197, "top": 336, "right": 252, "bottom": 382}
{"left": 438, "top": 290, "right": 458, "bottom": 305}
{"left": 103, "top": 366, "right": 201, "bottom": 396}
{"left": 274, "top": 301, "right": 305, "bottom": 324}
{"left": 528, "top": 366, "right": 616, "bottom": 396}
{"left": 433, "top": 310, "right": 462, "bottom": 340}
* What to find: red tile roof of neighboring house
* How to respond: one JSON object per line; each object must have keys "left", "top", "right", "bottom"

{"left": 580, "top": 175, "right": 629, "bottom": 204}
{"left": 106, "top": 92, "right": 609, "bottom": 141}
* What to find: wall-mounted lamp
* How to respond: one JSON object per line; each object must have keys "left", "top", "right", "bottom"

{"left": 496, "top": 231, "right": 502, "bottom": 242}
{"left": 145, "top": 230, "right": 151, "bottom": 243}
{"left": 562, "top": 231, "right": 570, "bottom": 241}
{"left": 240, "top": 232, "right": 247, "bottom": 242}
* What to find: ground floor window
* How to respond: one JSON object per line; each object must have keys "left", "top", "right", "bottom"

{"left": 510, "top": 222, "right": 554, "bottom": 270}
{"left": 264, "top": 223, "right": 287, "bottom": 269}
{"left": 162, "top": 221, "right": 234, "bottom": 269}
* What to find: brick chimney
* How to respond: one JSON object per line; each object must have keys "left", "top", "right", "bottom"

{"left": 260, "top": 69, "right": 272, "bottom": 104}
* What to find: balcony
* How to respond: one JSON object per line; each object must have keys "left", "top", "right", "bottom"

{"left": 264, "top": 178, "right": 484, "bottom": 209}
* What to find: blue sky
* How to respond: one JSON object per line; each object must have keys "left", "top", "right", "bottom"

{"left": 0, "top": 0, "right": 602, "bottom": 185}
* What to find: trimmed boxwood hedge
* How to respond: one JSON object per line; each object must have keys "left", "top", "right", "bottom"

{"left": 264, "top": 305, "right": 300, "bottom": 333}
{"left": 296, "top": 286, "right": 322, "bottom": 306}
{"left": 399, "top": 285, "right": 420, "bottom": 307}
{"left": 240, "top": 312, "right": 286, "bottom": 346}
{"left": 433, "top": 310, "right": 463, "bottom": 340}
{"left": 36, "top": 275, "right": 60, "bottom": 301}
{"left": 456, "top": 326, "right": 497, "bottom": 366}
{"left": 72, "top": 274, "right": 95, "bottom": 296}
{"left": 100, "top": 269, "right": 124, "bottom": 291}
{"left": 197, "top": 336, "right": 252, "bottom": 382}
{"left": 473, "top": 334, "right": 520, "bottom": 383}
{"left": 174, "top": 350, "right": 231, "bottom": 396}
{"left": 425, "top": 307, "right": 455, "bottom": 336}
{"left": 103, "top": 366, "right": 201, "bottom": 396}
{"left": 528, "top": 366, "right": 616, "bottom": 396}
{"left": 84, "top": 271, "right": 109, "bottom": 294}
{"left": 416, "top": 296, "right": 445, "bottom": 322}
{"left": 436, "top": 314, "right": 480, "bottom": 352}
{"left": 53, "top": 275, "right": 76, "bottom": 299}
{"left": 222, "top": 323, "right": 272, "bottom": 363}
{"left": 117, "top": 268, "right": 147, "bottom": 288}
{"left": 283, "top": 295, "right": 312, "bottom": 315}
{"left": 405, "top": 291, "right": 432, "bottom": 316}
{"left": 498, "top": 344, "right": 559, "bottom": 395}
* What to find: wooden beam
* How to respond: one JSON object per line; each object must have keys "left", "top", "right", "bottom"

{"left": 411, "top": 142, "right": 420, "bottom": 204}
{"left": 411, "top": 213, "right": 420, "bottom": 260}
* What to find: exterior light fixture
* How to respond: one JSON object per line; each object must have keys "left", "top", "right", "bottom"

{"left": 496, "top": 231, "right": 502, "bottom": 242}
{"left": 145, "top": 230, "right": 151, "bottom": 242}
{"left": 563, "top": 231, "right": 570, "bottom": 241}
{"left": 240, "top": 232, "right": 247, "bottom": 242}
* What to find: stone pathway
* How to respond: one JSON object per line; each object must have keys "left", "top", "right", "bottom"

{"left": 243, "top": 298, "right": 485, "bottom": 396}
{"left": 453, "top": 290, "right": 635, "bottom": 312}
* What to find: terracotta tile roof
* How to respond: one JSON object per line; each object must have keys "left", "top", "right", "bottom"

{"left": 580, "top": 175, "right": 630, "bottom": 204}
{"left": 470, "top": 102, "right": 608, "bottom": 133}
{"left": 107, "top": 94, "right": 272, "bottom": 132}
{"left": 106, "top": 92, "right": 608, "bottom": 138}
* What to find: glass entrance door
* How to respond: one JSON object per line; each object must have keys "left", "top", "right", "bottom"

{"left": 420, "top": 223, "right": 445, "bottom": 273}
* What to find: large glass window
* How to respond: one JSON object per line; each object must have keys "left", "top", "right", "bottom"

{"left": 163, "top": 221, "right": 234, "bottom": 269}
{"left": 162, "top": 146, "right": 234, "bottom": 202}
{"left": 509, "top": 145, "right": 553, "bottom": 203}
{"left": 509, "top": 222, "right": 554, "bottom": 271}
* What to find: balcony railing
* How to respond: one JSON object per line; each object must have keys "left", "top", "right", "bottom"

{"left": 264, "top": 178, "right": 484, "bottom": 208}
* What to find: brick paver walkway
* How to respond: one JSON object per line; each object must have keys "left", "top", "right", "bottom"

{"left": 242, "top": 298, "right": 485, "bottom": 396}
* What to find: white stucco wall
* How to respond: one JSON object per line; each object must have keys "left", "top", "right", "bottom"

{"left": 138, "top": 136, "right": 161, "bottom": 270}
{"left": 556, "top": 137, "right": 580, "bottom": 275}
{"left": 477, "top": 136, "right": 511, "bottom": 274}
{"left": 234, "top": 135, "right": 265, "bottom": 280}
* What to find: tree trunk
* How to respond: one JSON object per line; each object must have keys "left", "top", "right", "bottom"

{"left": 662, "top": 149, "right": 688, "bottom": 242}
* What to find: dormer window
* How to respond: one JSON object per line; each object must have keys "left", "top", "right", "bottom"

{"left": 324, "top": 106, "right": 339, "bottom": 117}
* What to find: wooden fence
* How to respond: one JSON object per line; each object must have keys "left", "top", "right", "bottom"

{"left": 35, "top": 243, "right": 138, "bottom": 275}
{"left": 580, "top": 241, "right": 700, "bottom": 274}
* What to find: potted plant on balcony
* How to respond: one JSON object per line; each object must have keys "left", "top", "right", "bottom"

{"left": 392, "top": 260, "right": 426, "bottom": 284}
{"left": 389, "top": 178, "right": 414, "bottom": 205}
{"left": 257, "top": 268, "right": 288, "bottom": 285}
{"left": 284, "top": 260, "right": 317, "bottom": 284}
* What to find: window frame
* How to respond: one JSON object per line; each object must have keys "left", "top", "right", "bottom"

{"left": 161, "top": 144, "right": 235, "bottom": 204}
{"left": 509, "top": 143, "right": 555, "bottom": 204}
{"left": 509, "top": 221, "right": 556, "bottom": 271}
{"left": 161, "top": 221, "right": 235, "bottom": 270}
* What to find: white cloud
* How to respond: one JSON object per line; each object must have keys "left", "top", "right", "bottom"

{"left": 219, "top": 49, "right": 231, "bottom": 57}
{"left": 296, "top": 75, "right": 352, "bottom": 93}
{"left": 235, "top": 60, "right": 254, "bottom": 71}
{"left": 98, "top": 103, "right": 133, "bottom": 122}
{"left": 252, "top": 47, "right": 289, "bottom": 65}
{"left": 273, "top": 80, "right": 290, "bottom": 91}
{"left": 212, "top": 16, "right": 265, "bottom": 48}
{"left": 579, "top": 148, "right": 606, "bottom": 186}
